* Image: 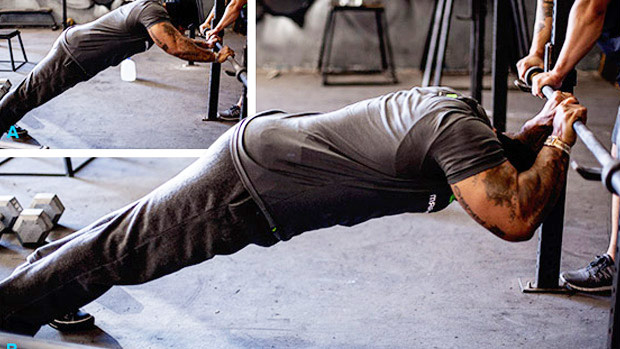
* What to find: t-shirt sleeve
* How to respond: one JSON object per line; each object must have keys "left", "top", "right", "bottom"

{"left": 137, "top": 2, "right": 171, "bottom": 29}
{"left": 429, "top": 113, "right": 507, "bottom": 184}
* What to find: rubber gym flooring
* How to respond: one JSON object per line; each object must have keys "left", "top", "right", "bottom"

{"left": 0, "top": 28, "right": 244, "bottom": 149}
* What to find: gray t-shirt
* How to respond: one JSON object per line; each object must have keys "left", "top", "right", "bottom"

{"left": 60, "top": 0, "right": 170, "bottom": 76}
{"left": 230, "top": 87, "right": 507, "bottom": 241}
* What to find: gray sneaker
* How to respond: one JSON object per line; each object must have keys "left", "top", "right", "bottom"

{"left": 218, "top": 105, "right": 241, "bottom": 121}
{"left": 560, "top": 254, "right": 616, "bottom": 292}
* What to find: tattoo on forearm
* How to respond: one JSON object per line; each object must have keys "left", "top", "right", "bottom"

{"left": 156, "top": 23, "right": 217, "bottom": 62}
{"left": 516, "top": 148, "right": 568, "bottom": 225}
{"left": 542, "top": 0, "right": 554, "bottom": 18}
{"left": 452, "top": 185, "right": 507, "bottom": 239}
{"left": 533, "top": 0, "right": 553, "bottom": 37}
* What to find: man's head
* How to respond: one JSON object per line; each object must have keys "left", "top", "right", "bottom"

{"left": 497, "top": 133, "right": 537, "bottom": 172}
{"left": 458, "top": 96, "right": 537, "bottom": 172}
{"left": 163, "top": 0, "right": 200, "bottom": 29}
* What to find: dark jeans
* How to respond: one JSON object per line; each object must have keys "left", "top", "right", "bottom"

{"left": 0, "top": 35, "right": 90, "bottom": 134}
{"left": 0, "top": 129, "right": 278, "bottom": 335}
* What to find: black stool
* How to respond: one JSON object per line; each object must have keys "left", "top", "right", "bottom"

{"left": 318, "top": 3, "right": 397, "bottom": 85}
{"left": 0, "top": 29, "right": 28, "bottom": 72}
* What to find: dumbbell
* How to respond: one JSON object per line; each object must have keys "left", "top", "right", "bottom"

{"left": 0, "top": 196, "right": 23, "bottom": 235}
{"left": 0, "top": 79, "right": 11, "bottom": 100}
{"left": 13, "top": 193, "right": 65, "bottom": 248}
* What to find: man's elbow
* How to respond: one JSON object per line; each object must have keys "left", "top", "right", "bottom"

{"left": 161, "top": 44, "right": 182, "bottom": 58}
{"left": 492, "top": 223, "right": 537, "bottom": 242}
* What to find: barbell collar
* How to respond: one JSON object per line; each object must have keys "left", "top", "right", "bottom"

{"left": 602, "top": 159, "right": 620, "bottom": 195}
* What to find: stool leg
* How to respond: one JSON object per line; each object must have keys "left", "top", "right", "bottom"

{"left": 318, "top": 9, "right": 336, "bottom": 71}
{"left": 7, "top": 38, "right": 15, "bottom": 72}
{"left": 18, "top": 33, "right": 27, "bottom": 63}
{"left": 322, "top": 9, "right": 338, "bottom": 84}
{"left": 381, "top": 10, "right": 398, "bottom": 83}
{"left": 375, "top": 9, "right": 388, "bottom": 71}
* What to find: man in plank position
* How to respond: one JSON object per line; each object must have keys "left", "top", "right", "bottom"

{"left": 0, "top": 0, "right": 233, "bottom": 142}
{"left": 0, "top": 86, "right": 585, "bottom": 336}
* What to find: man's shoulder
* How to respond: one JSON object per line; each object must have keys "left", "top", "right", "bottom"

{"left": 128, "top": 0, "right": 165, "bottom": 15}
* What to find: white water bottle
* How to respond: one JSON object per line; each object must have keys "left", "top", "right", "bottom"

{"left": 120, "top": 58, "right": 136, "bottom": 82}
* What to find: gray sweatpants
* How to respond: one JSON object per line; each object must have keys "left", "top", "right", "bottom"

{"left": 0, "top": 130, "right": 278, "bottom": 335}
{"left": 0, "top": 35, "right": 90, "bottom": 134}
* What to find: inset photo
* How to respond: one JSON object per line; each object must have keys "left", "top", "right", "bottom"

{"left": 0, "top": 0, "right": 247, "bottom": 149}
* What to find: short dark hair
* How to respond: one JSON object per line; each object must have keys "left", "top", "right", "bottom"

{"left": 164, "top": 0, "right": 200, "bottom": 28}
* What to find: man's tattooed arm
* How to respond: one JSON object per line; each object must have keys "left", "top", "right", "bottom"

{"left": 532, "top": 0, "right": 554, "bottom": 55}
{"left": 451, "top": 147, "right": 568, "bottom": 241}
{"left": 148, "top": 22, "right": 217, "bottom": 62}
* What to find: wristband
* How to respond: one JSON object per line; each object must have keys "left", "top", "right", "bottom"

{"left": 544, "top": 136, "right": 571, "bottom": 156}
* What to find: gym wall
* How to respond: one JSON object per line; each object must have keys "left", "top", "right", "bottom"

{"left": 0, "top": 0, "right": 214, "bottom": 25}
{"left": 257, "top": 0, "right": 602, "bottom": 72}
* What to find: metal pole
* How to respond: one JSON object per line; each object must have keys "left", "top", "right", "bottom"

{"left": 188, "top": 25, "right": 196, "bottom": 66}
{"left": 63, "top": 158, "right": 74, "bottom": 177}
{"left": 205, "top": 0, "right": 225, "bottom": 121}
{"left": 470, "top": 0, "right": 485, "bottom": 102}
{"left": 491, "top": 0, "right": 509, "bottom": 132}
{"left": 611, "top": 229, "right": 620, "bottom": 348}
{"left": 531, "top": 0, "right": 575, "bottom": 291}
{"left": 63, "top": 0, "right": 68, "bottom": 30}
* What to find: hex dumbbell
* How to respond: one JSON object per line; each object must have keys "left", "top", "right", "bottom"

{"left": 14, "top": 209, "right": 54, "bottom": 247}
{"left": 13, "top": 193, "right": 64, "bottom": 248}
{"left": 30, "top": 193, "right": 65, "bottom": 224}
{"left": 0, "top": 195, "right": 23, "bottom": 232}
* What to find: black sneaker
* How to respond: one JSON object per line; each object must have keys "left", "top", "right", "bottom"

{"left": 560, "top": 254, "right": 616, "bottom": 292}
{"left": 218, "top": 105, "right": 241, "bottom": 121}
{"left": 49, "top": 310, "right": 95, "bottom": 332}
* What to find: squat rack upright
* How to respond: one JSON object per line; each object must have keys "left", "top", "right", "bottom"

{"left": 202, "top": 0, "right": 248, "bottom": 122}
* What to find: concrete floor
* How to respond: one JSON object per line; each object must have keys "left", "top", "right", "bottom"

{"left": 0, "top": 28, "right": 244, "bottom": 149}
{"left": 0, "top": 70, "right": 616, "bottom": 348}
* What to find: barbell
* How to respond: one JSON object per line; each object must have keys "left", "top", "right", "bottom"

{"left": 214, "top": 41, "right": 247, "bottom": 88}
{"left": 523, "top": 66, "right": 620, "bottom": 195}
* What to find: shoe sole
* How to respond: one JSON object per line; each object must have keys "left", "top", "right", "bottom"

{"left": 560, "top": 274, "right": 612, "bottom": 292}
{"left": 48, "top": 315, "right": 95, "bottom": 332}
{"left": 217, "top": 115, "right": 240, "bottom": 121}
